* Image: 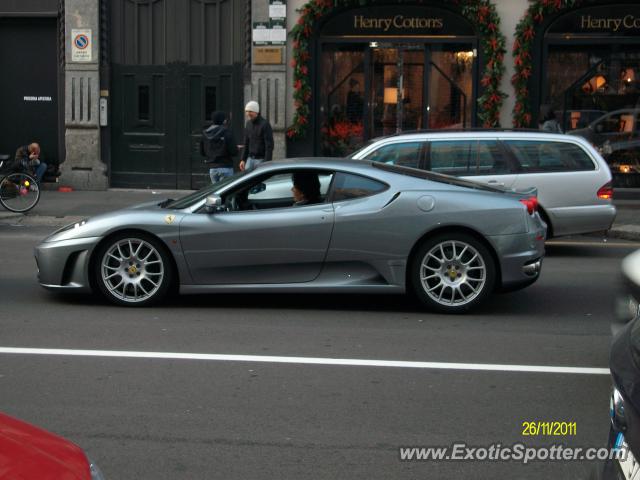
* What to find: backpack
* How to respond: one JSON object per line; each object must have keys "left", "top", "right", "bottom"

{"left": 202, "top": 125, "right": 229, "bottom": 162}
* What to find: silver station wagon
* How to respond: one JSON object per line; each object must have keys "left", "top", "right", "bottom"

{"left": 350, "top": 131, "right": 617, "bottom": 238}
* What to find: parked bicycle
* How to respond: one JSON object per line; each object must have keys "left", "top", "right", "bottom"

{"left": 0, "top": 154, "right": 40, "bottom": 213}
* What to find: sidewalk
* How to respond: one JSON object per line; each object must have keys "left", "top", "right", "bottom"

{"left": 0, "top": 187, "right": 639, "bottom": 241}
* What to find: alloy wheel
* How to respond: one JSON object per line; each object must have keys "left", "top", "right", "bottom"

{"left": 419, "top": 240, "right": 487, "bottom": 307}
{"left": 100, "top": 238, "right": 165, "bottom": 303}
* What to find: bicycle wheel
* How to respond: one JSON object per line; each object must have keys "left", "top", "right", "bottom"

{"left": 0, "top": 172, "right": 40, "bottom": 213}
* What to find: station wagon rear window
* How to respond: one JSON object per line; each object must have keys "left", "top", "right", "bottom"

{"left": 504, "top": 140, "right": 595, "bottom": 173}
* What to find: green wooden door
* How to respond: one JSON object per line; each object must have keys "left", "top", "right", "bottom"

{"left": 111, "top": 63, "right": 242, "bottom": 189}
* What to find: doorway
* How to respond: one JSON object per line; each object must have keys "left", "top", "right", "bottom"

{"left": 0, "top": 18, "right": 59, "bottom": 164}
{"left": 318, "top": 42, "right": 476, "bottom": 156}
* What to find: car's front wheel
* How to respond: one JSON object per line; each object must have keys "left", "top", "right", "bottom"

{"left": 411, "top": 233, "right": 496, "bottom": 313}
{"left": 94, "top": 233, "right": 172, "bottom": 307}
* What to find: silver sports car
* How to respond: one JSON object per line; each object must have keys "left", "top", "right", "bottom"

{"left": 35, "top": 159, "right": 546, "bottom": 313}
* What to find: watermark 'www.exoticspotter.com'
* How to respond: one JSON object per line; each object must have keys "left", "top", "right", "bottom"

{"left": 399, "top": 443, "right": 627, "bottom": 464}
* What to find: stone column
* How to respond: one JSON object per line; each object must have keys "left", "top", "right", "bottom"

{"left": 248, "top": 0, "right": 287, "bottom": 160}
{"left": 494, "top": 0, "right": 529, "bottom": 128}
{"left": 60, "top": 0, "right": 107, "bottom": 190}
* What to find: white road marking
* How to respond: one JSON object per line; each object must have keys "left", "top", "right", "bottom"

{"left": 0, "top": 347, "right": 610, "bottom": 375}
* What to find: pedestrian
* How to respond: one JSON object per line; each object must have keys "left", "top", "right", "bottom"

{"left": 14, "top": 142, "right": 47, "bottom": 183}
{"left": 239, "top": 101, "right": 274, "bottom": 172}
{"left": 200, "top": 111, "right": 238, "bottom": 184}
{"left": 539, "top": 107, "right": 563, "bottom": 134}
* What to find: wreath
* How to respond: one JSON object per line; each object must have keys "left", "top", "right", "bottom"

{"left": 512, "top": 0, "right": 584, "bottom": 127}
{"left": 287, "top": 0, "right": 507, "bottom": 140}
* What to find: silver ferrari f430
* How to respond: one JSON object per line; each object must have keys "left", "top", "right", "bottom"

{"left": 35, "top": 159, "right": 546, "bottom": 313}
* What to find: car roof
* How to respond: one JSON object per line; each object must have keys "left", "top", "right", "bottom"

{"left": 266, "top": 157, "right": 375, "bottom": 171}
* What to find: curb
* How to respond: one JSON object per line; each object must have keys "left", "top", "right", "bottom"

{"left": 608, "top": 225, "right": 640, "bottom": 242}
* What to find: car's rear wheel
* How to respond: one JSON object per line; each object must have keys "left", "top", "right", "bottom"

{"left": 94, "top": 233, "right": 172, "bottom": 307}
{"left": 411, "top": 233, "right": 496, "bottom": 313}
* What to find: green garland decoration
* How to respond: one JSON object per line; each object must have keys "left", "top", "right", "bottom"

{"left": 512, "top": 0, "right": 584, "bottom": 127}
{"left": 287, "top": 0, "right": 508, "bottom": 140}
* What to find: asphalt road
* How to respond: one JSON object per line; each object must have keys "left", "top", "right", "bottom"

{"left": 1, "top": 225, "right": 638, "bottom": 479}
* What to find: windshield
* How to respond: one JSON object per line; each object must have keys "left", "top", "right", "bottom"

{"left": 163, "top": 171, "right": 248, "bottom": 209}
{"left": 372, "top": 162, "right": 505, "bottom": 193}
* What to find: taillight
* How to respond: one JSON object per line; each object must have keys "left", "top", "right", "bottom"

{"left": 597, "top": 182, "right": 613, "bottom": 200}
{"left": 519, "top": 196, "right": 538, "bottom": 215}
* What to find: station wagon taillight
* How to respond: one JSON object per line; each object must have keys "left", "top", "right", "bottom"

{"left": 597, "top": 182, "right": 613, "bottom": 200}
{"left": 519, "top": 196, "right": 538, "bottom": 215}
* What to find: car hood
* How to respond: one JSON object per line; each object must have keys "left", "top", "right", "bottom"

{"left": 42, "top": 199, "right": 182, "bottom": 243}
{"left": 0, "top": 412, "right": 89, "bottom": 479}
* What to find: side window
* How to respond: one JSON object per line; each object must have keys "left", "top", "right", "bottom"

{"left": 475, "top": 141, "right": 511, "bottom": 175}
{"left": 247, "top": 173, "right": 293, "bottom": 202}
{"left": 363, "top": 142, "right": 423, "bottom": 169}
{"left": 505, "top": 141, "right": 595, "bottom": 173}
{"left": 331, "top": 173, "right": 387, "bottom": 201}
{"left": 429, "top": 141, "right": 473, "bottom": 176}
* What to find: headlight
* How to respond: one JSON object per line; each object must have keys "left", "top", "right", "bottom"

{"left": 611, "top": 387, "right": 627, "bottom": 431}
{"left": 43, "top": 218, "right": 90, "bottom": 242}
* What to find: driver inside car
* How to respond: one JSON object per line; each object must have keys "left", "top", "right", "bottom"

{"left": 291, "top": 172, "right": 321, "bottom": 206}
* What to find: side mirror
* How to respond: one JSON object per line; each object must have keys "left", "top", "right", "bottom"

{"left": 205, "top": 194, "right": 223, "bottom": 213}
{"left": 249, "top": 183, "right": 267, "bottom": 195}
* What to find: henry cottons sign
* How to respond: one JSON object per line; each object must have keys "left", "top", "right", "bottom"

{"left": 548, "top": 5, "right": 640, "bottom": 36}
{"left": 321, "top": 6, "right": 474, "bottom": 37}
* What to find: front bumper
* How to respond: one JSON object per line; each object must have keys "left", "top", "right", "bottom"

{"left": 34, "top": 236, "right": 100, "bottom": 293}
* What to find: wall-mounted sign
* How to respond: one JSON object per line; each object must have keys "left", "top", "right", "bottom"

{"left": 253, "top": 22, "right": 270, "bottom": 45}
{"left": 253, "top": 20, "right": 286, "bottom": 45}
{"left": 254, "top": 47, "right": 283, "bottom": 64}
{"left": 321, "top": 5, "right": 474, "bottom": 37}
{"left": 548, "top": 5, "right": 640, "bottom": 36}
{"left": 269, "top": 0, "right": 286, "bottom": 20}
{"left": 23, "top": 96, "right": 53, "bottom": 102}
{"left": 71, "top": 28, "right": 92, "bottom": 62}
{"left": 270, "top": 19, "right": 286, "bottom": 45}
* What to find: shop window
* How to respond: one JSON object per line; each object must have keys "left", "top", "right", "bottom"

{"left": 319, "top": 44, "right": 366, "bottom": 157}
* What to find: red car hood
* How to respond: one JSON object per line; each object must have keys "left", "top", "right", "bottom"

{"left": 0, "top": 412, "right": 90, "bottom": 479}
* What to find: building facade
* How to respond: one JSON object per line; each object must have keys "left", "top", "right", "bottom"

{"left": 0, "top": 0, "right": 638, "bottom": 189}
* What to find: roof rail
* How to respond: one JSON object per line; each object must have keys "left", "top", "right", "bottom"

{"left": 379, "top": 127, "right": 544, "bottom": 138}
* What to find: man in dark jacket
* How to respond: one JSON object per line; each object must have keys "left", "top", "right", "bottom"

{"left": 14, "top": 143, "right": 47, "bottom": 183}
{"left": 200, "top": 111, "right": 238, "bottom": 184}
{"left": 239, "top": 101, "right": 274, "bottom": 171}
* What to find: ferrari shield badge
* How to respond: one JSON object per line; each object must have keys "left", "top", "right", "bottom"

{"left": 164, "top": 214, "right": 176, "bottom": 225}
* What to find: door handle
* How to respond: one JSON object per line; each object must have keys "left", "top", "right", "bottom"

{"left": 487, "top": 180, "right": 505, "bottom": 187}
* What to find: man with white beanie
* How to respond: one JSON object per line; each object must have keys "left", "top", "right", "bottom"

{"left": 240, "top": 101, "right": 274, "bottom": 171}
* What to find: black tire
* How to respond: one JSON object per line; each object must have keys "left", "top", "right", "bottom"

{"left": 93, "top": 232, "right": 173, "bottom": 307}
{"left": 410, "top": 232, "right": 496, "bottom": 314}
{"left": 0, "top": 172, "right": 40, "bottom": 213}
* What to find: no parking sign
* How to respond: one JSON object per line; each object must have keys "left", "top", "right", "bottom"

{"left": 71, "top": 29, "right": 92, "bottom": 62}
